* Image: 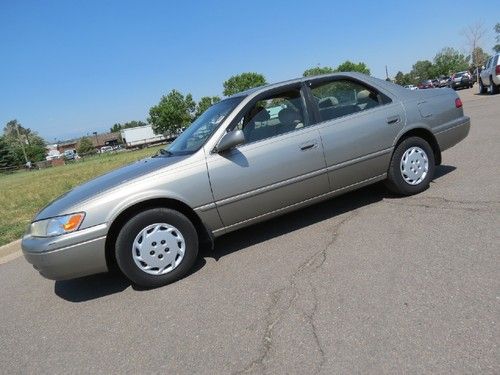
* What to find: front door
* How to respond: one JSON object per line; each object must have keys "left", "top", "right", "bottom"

{"left": 206, "top": 85, "right": 329, "bottom": 229}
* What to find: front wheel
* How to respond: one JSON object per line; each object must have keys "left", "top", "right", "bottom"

{"left": 115, "top": 208, "right": 199, "bottom": 288}
{"left": 385, "top": 137, "right": 435, "bottom": 196}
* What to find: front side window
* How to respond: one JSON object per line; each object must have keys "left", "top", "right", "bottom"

{"left": 164, "top": 97, "right": 243, "bottom": 155}
{"left": 235, "top": 89, "right": 307, "bottom": 144}
{"left": 310, "top": 79, "right": 386, "bottom": 123}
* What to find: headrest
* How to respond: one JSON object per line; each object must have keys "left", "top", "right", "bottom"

{"left": 319, "top": 97, "right": 338, "bottom": 108}
{"left": 250, "top": 106, "right": 270, "bottom": 122}
{"left": 357, "top": 90, "right": 371, "bottom": 100}
{"left": 278, "top": 108, "right": 300, "bottom": 124}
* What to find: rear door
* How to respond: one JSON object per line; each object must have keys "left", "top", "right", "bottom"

{"left": 305, "top": 77, "right": 405, "bottom": 190}
{"left": 206, "top": 84, "right": 329, "bottom": 228}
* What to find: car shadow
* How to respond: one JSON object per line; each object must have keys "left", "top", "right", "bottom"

{"left": 54, "top": 164, "right": 455, "bottom": 302}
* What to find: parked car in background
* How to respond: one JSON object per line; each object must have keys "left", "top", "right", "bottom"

{"left": 417, "top": 79, "right": 434, "bottom": 89}
{"left": 22, "top": 72, "right": 470, "bottom": 288}
{"left": 403, "top": 84, "right": 418, "bottom": 90}
{"left": 439, "top": 76, "right": 450, "bottom": 87}
{"left": 431, "top": 79, "right": 440, "bottom": 88}
{"left": 449, "top": 71, "right": 473, "bottom": 90}
{"left": 100, "top": 145, "right": 114, "bottom": 153}
{"left": 479, "top": 53, "right": 500, "bottom": 95}
{"left": 45, "top": 149, "right": 61, "bottom": 161}
{"left": 63, "top": 149, "right": 78, "bottom": 160}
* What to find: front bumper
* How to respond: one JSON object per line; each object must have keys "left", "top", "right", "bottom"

{"left": 21, "top": 223, "right": 108, "bottom": 280}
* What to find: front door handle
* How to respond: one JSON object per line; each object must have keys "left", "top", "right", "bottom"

{"left": 300, "top": 143, "right": 316, "bottom": 151}
{"left": 387, "top": 115, "right": 401, "bottom": 124}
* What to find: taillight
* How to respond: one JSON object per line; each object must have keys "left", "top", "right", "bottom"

{"left": 455, "top": 98, "right": 463, "bottom": 108}
{"left": 496, "top": 65, "right": 500, "bottom": 75}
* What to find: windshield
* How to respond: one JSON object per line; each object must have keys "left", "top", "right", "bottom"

{"left": 162, "top": 97, "right": 243, "bottom": 156}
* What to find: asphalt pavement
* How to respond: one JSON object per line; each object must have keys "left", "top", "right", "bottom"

{"left": 0, "top": 87, "right": 498, "bottom": 374}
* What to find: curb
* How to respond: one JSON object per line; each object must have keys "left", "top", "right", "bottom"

{"left": 0, "top": 239, "right": 22, "bottom": 264}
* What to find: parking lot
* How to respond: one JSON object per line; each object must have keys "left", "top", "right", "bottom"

{"left": 0, "top": 87, "right": 498, "bottom": 374}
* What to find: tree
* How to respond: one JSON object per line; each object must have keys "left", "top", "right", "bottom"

{"left": 148, "top": 89, "right": 195, "bottom": 134}
{"left": 223, "top": 72, "right": 267, "bottom": 96}
{"left": 77, "top": 137, "right": 96, "bottom": 155}
{"left": 195, "top": 96, "right": 221, "bottom": 118}
{"left": 3, "top": 119, "right": 46, "bottom": 163}
{"left": 411, "top": 60, "right": 435, "bottom": 81}
{"left": 433, "top": 47, "right": 469, "bottom": 76}
{"left": 335, "top": 61, "right": 370, "bottom": 75}
{"left": 462, "top": 22, "right": 487, "bottom": 70}
{"left": 0, "top": 136, "right": 17, "bottom": 170}
{"left": 470, "top": 47, "right": 489, "bottom": 69}
{"left": 303, "top": 66, "right": 334, "bottom": 77}
{"left": 110, "top": 120, "right": 147, "bottom": 133}
{"left": 494, "top": 23, "right": 500, "bottom": 53}
{"left": 393, "top": 71, "right": 411, "bottom": 85}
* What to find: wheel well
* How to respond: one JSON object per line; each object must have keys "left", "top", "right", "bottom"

{"left": 396, "top": 128, "right": 441, "bottom": 165}
{"left": 104, "top": 198, "right": 213, "bottom": 272}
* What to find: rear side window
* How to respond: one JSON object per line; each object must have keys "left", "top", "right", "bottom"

{"left": 309, "top": 79, "right": 389, "bottom": 123}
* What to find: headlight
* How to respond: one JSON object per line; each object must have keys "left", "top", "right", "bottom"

{"left": 30, "top": 212, "right": 85, "bottom": 237}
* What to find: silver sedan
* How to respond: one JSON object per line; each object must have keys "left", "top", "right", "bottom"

{"left": 22, "top": 72, "right": 470, "bottom": 287}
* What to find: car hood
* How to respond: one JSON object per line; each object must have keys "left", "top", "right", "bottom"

{"left": 35, "top": 155, "right": 187, "bottom": 221}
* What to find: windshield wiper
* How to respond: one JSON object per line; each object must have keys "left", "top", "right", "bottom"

{"left": 155, "top": 149, "right": 173, "bottom": 157}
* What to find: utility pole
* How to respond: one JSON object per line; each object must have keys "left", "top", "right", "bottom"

{"left": 15, "top": 122, "right": 28, "bottom": 163}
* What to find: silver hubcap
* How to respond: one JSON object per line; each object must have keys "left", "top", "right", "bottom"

{"left": 400, "top": 146, "right": 429, "bottom": 185}
{"left": 132, "top": 223, "right": 186, "bottom": 275}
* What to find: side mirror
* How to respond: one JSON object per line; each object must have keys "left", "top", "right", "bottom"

{"left": 216, "top": 130, "right": 245, "bottom": 153}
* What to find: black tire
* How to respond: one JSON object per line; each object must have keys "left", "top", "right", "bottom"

{"left": 385, "top": 137, "right": 435, "bottom": 196}
{"left": 489, "top": 78, "right": 499, "bottom": 95}
{"left": 478, "top": 79, "right": 487, "bottom": 94}
{"left": 115, "top": 208, "right": 199, "bottom": 288}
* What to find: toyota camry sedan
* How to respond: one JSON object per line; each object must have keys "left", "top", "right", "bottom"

{"left": 22, "top": 72, "right": 470, "bottom": 287}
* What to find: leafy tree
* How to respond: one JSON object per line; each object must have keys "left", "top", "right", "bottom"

{"left": 77, "top": 137, "right": 96, "bottom": 155}
{"left": 195, "top": 96, "right": 221, "bottom": 118}
{"left": 0, "top": 136, "right": 17, "bottom": 170}
{"left": 148, "top": 89, "right": 195, "bottom": 134}
{"left": 394, "top": 71, "right": 415, "bottom": 86}
{"left": 3, "top": 119, "right": 46, "bottom": 163}
{"left": 411, "top": 60, "right": 435, "bottom": 81}
{"left": 470, "top": 47, "right": 489, "bottom": 69}
{"left": 494, "top": 23, "right": 500, "bottom": 53}
{"left": 433, "top": 47, "right": 469, "bottom": 76}
{"left": 303, "top": 66, "right": 334, "bottom": 77}
{"left": 110, "top": 120, "right": 147, "bottom": 133}
{"left": 335, "top": 61, "right": 370, "bottom": 75}
{"left": 223, "top": 72, "right": 267, "bottom": 96}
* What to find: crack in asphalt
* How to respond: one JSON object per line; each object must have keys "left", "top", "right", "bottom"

{"left": 384, "top": 196, "right": 500, "bottom": 213}
{"left": 234, "top": 213, "right": 356, "bottom": 375}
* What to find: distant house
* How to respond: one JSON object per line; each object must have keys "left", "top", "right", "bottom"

{"left": 57, "top": 140, "right": 78, "bottom": 153}
{"left": 89, "top": 132, "right": 121, "bottom": 149}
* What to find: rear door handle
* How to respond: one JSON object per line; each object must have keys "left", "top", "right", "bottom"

{"left": 387, "top": 115, "right": 401, "bottom": 124}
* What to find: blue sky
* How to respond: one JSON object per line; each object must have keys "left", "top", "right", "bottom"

{"left": 0, "top": 0, "right": 497, "bottom": 141}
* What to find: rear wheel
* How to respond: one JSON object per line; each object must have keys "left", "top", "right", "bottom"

{"left": 478, "top": 79, "right": 487, "bottom": 94}
{"left": 385, "top": 137, "right": 435, "bottom": 196}
{"left": 115, "top": 208, "right": 198, "bottom": 288}
{"left": 489, "top": 78, "right": 499, "bottom": 95}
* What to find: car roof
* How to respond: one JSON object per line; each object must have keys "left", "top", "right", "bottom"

{"left": 227, "top": 72, "right": 392, "bottom": 99}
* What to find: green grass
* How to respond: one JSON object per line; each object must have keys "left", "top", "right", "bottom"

{"left": 0, "top": 145, "right": 164, "bottom": 246}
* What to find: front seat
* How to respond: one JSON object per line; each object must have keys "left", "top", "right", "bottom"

{"left": 278, "top": 107, "right": 302, "bottom": 133}
{"left": 244, "top": 106, "right": 271, "bottom": 143}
